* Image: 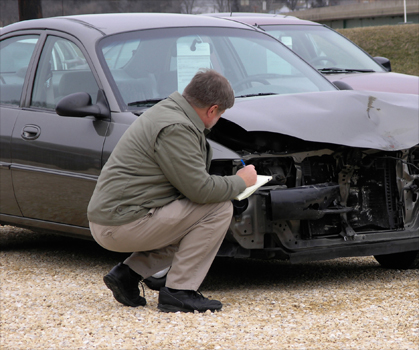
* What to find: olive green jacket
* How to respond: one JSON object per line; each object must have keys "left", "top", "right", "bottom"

{"left": 87, "top": 92, "right": 246, "bottom": 226}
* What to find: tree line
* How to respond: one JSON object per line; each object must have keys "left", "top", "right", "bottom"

{"left": 16, "top": 0, "right": 349, "bottom": 21}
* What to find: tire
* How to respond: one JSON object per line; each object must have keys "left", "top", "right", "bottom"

{"left": 143, "top": 267, "right": 169, "bottom": 291}
{"left": 374, "top": 250, "right": 419, "bottom": 269}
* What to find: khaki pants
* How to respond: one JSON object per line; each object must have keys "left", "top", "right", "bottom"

{"left": 89, "top": 199, "right": 233, "bottom": 290}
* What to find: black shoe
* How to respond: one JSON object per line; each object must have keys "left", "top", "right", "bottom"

{"left": 158, "top": 287, "right": 222, "bottom": 313}
{"left": 103, "top": 263, "right": 146, "bottom": 307}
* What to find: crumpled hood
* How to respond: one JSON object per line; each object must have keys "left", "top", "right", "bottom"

{"left": 326, "top": 72, "right": 419, "bottom": 95}
{"left": 222, "top": 90, "right": 419, "bottom": 151}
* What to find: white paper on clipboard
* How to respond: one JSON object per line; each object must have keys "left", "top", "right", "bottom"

{"left": 177, "top": 41, "right": 211, "bottom": 93}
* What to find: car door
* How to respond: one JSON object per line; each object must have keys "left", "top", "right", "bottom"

{"left": 11, "top": 34, "right": 109, "bottom": 227}
{"left": 0, "top": 34, "right": 41, "bottom": 216}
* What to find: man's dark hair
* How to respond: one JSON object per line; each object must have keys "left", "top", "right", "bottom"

{"left": 182, "top": 69, "right": 235, "bottom": 112}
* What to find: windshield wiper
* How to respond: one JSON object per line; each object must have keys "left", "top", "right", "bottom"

{"left": 319, "top": 68, "right": 375, "bottom": 74}
{"left": 128, "top": 98, "right": 166, "bottom": 107}
{"left": 236, "top": 92, "right": 278, "bottom": 98}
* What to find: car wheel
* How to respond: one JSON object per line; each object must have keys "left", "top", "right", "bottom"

{"left": 374, "top": 250, "right": 419, "bottom": 269}
{"left": 143, "top": 267, "right": 169, "bottom": 291}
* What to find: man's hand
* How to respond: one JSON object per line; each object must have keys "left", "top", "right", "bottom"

{"left": 236, "top": 165, "right": 257, "bottom": 187}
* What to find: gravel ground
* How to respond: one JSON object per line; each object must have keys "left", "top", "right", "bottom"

{"left": 1, "top": 225, "right": 418, "bottom": 350}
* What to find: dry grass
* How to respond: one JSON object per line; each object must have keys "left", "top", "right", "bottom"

{"left": 337, "top": 24, "right": 419, "bottom": 76}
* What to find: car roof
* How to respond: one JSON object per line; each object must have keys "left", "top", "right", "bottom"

{"left": 203, "top": 12, "right": 296, "bottom": 18}
{"left": 214, "top": 15, "right": 320, "bottom": 26}
{"left": 2, "top": 13, "right": 256, "bottom": 37}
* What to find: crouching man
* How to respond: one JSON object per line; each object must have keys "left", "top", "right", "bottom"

{"left": 87, "top": 69, "right": 257, "bottom": 313}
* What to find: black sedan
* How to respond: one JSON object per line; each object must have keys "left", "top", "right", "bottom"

{"left": 1, "top": 13, "right": 418, "bottom": 271}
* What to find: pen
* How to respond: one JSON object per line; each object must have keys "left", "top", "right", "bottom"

{"left": 241, "top": 159, "right": 246, "bottom": 167}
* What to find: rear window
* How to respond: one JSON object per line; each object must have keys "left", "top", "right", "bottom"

{"left": 0, "top": 35, "right": 39, "bottom": 105}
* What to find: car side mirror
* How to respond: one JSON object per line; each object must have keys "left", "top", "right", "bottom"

{"left": 56, "top": 90, "right": 110, "bottom": 119}
{"left": 373, "top": 57, "right": 391, "bottom": 72}
{"left": 332, "top": 81, "right": 353, "bottom": 90}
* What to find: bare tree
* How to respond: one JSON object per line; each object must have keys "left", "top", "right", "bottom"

{"left": 215, "top": 0, "right": 241, "bottom": 12}
{"left": 286, "top": 0, "right": 299, "bottom": 11}
{"left": 312, "top": 0, "right": 328, "bottom": 7}
{"left": 213, "top": 0, "right": 243, "bottom": 13}
{"left": 18, "top": 0, "right": 43, "bottom": 21}
{"left": 250, "top": 0, "right": 274, "bottom": 12}
{"left": 215, "top": 0, "right": 231, "bottom": 12}
{"left": 182, "top": 0, "right": 196, "bottom": 13}
{"left": 231, "top": 0, "right": 240, "bottom": 11}
{"left": 132, "top": 0, "right": 181, "bottom": 13}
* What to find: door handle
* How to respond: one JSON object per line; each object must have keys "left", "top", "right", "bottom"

{"left": 21, "top": 125, "right": 41, "bottom": 140}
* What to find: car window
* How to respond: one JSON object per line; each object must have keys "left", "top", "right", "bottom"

{"left": 0, "top": 35, "right": 39, "bottom": 105}
{"left": 31, "top": 36, "right": 99, "bottom": 110}
{"left": 98, "top": 27, "right": 335, "bottom": 110}
{"left": 261, "top": 24, "right": 386, "bottom": 71}
{"left": 227, "top": 36, "right": 323, "bottom": 92}
{"left": 103, "top": 38, "right": 142, "bottom": 69}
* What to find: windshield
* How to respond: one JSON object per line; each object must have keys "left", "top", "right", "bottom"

{"left": 260, "top": 24, "right": 386, "bottom": 72}
{"left": 98, "top": 27, "right": 335, "bottom": 110}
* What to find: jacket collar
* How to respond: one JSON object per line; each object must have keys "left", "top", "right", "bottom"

{"left": 168, "top": 92, "right": 206, "bottom": 133}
